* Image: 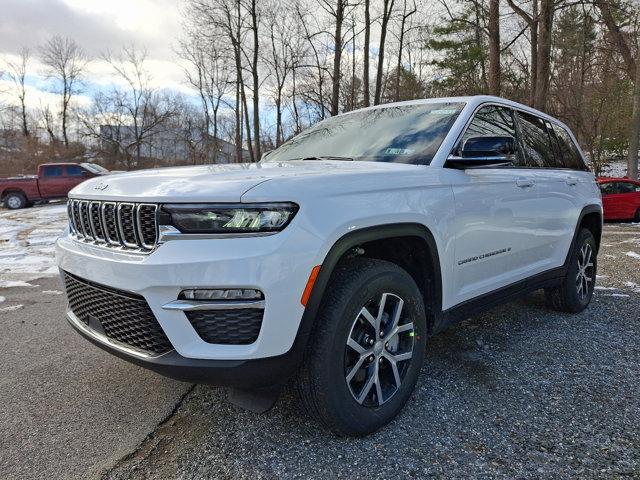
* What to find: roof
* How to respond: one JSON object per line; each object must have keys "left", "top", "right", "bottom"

{"left": 343, "top": 95, "right": 566, "bottom": 125}
{"left": 597, "top": 176, "right": 637, "bottom": 182}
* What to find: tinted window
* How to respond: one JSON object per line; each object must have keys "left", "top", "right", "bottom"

{"left": 516, "top": 112, "right": 557, "bottom": 168}
{"left": 460, "top": 106, "right": 524, "bottom": 165}
{"left": 43, "top": 166, "right": 63, "bottom": 177}
{"left": 600, "top": 182, "right": 639, "bottom": 194}
{"left": 552, "top": 124, "right": 585, "bottom": 170}
{"left": 264, "top": 102, "right": 464, "bottom": 166}
{"left": 66, "top": 165, "right": 84, "bottom": 176}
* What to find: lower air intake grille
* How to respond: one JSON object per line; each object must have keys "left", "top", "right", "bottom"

{"left": 63, "top": 272, "right": 172, "bottom": 355}
{"left": 186, "top": 309, "right": 263, "bottom": 345}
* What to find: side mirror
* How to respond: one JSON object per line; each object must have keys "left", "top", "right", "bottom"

{"left": 446, "top": 136, "right": 515, "bottom": 169}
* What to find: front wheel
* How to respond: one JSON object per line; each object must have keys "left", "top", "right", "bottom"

{"left": 545, "top": 228, "right": 597, "bottom": 313}
{"left": 296, "top": 258, "right": 427, "bottom": 436}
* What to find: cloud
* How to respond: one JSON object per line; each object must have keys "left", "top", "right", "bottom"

{"left": 0, "top": 0, "right": 180, "bottom": 59}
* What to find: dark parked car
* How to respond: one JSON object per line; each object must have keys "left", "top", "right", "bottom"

{"left": 0, "top": 163, "right": 108, "bottom": 209}
{"left": 597, "top": 177, "right": 640, "bottom": 221}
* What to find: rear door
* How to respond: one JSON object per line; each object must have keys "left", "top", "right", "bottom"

{"left": 450, "top": 105, "right": 544, "bottom": 304}
{"left": 514, "top": 112, "right": 582, "bottom": 271}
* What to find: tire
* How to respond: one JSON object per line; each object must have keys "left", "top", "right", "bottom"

{"left": 545, "top": 228, "right": 597, "bottom": 313}
{"left": 296, "top": 258, "right": 427, "bottom": 436}
{"left": 4, "top": 192, "right": 27, "bottom": 210}
{"left": 634, "top": 208, "right": 640, "bottom": 222}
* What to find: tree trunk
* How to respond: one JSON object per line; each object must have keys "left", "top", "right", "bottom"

{"left": 363, "top": 0, "right": 371, "bottom": 107}
{"left": 331, "top": 0, "right": 345, "bottom": 116}
{"left": 374, "top": 0, "right": 395, "bottom": 105}
{"left": 628, "top": 58, "right": 640, "bottom": 180}
{"left": 530, "top": 0, "right": 538, "bottom": 106}
{"left": 275, "top": 90, "right": 283, "bottom": 146}
{"left": 250, "top": 0, "right": 261, "bottom": 159}
{"left": 487, "top": 0, "right": 500, "bottom": 96}
{"left": 533, "top": 0, "right": 553, "bottom": 110}
{"left": 235, "top": 76, "right": 242, "bottom": 163}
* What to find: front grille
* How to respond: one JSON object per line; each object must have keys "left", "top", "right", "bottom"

{"left": 186, "top": 309, "right": 263, "bottom": 345}
{"left": 63, "top": 271, "right": 172, "bottom": 355}
{"left": 68, "top": 199, "right": 158, "bottom": 252}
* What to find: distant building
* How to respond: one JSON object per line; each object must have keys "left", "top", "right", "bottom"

{"left": 99, "top": 125, "right": 249, "bottom": 164}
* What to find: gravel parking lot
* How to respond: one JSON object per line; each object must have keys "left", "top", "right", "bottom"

{"left": 1, "top": 206, "right": 639, "bottom": 479}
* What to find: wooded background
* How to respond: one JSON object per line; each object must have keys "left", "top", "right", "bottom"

{"left": 0, "top": 0, "right": 638, "bottom": 178}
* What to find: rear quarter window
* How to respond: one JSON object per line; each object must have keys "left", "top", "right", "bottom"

{"left": 516, "top": 111, "right": 557, "bottom": 168}
{"left": 552, "top": 124, "right": 586, "bottom": 170}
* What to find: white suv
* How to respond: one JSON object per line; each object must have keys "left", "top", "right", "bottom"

{"left": 56, "top": 96, "right": 602, "bottom": 436}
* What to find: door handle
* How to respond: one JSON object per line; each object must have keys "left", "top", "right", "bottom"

{"left": 565, "top": 176, "right": 578, "bottom": 186}
{"left": 516, "top": 178, "right": 535, "bottom": 188}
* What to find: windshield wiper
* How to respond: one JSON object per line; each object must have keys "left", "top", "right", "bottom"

{"left": 295, "top": 156, "right": 354, "bottom": 161}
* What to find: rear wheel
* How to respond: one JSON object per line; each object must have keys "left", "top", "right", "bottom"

{"left": 545, "top": 228, "right": 597, "bottom": 313}
{"left": 297, "top": 258, "right": 427, "bottom": 436}
{"left": 4, "top": 192, "right": 27, "bottom": 210}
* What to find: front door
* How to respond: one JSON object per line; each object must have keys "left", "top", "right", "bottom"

{"left": 450, "top": 105, "right": 542, "bottom": 305}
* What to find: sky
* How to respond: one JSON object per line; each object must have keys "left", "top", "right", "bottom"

{"left": 0, "top": 0, "right": 187, "bottom": 112}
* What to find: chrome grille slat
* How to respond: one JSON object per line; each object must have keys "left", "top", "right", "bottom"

{"left": 66, "top": 199, "right": 158, "bottom": 253}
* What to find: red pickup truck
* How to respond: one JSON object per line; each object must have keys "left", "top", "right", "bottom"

{"left": 0, "top": 163, "right": 109, "bottom": 209}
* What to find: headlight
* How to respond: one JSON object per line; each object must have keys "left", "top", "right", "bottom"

{"left": 159, "top": 203, "right": 298, "bottom": 234}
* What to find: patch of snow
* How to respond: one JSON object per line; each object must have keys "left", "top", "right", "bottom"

{"left": 0, "top": 296, "right": 4, "bottom": 303}
{"left": 599, "top": 160, "right": 628, "bottom": 178}
{"left": 595, "top": 286, "right": 617, "bottom": 291}
{"left": 604, "top": 254, "right": 617, "bottom": 259}
{"left": 623, "top": 281, "right": 640, "bottom": 293}
{"left": 42, "top": 290, "right": 63, "bottom": 295}
{"left": 0, "top": 280, "right": 37, "bottom": 288}
{"left": 625, "top": 251, "right": 640, "bottom": 260}
{"left": 0, "top": 304, "right": 23, "bottom": 312}
{"left": 0, "top": 204, "right": 67, "bottom": 285}
{"left": 596, "top": 275, "right": 608, "bottom": 280}
{"left": 603, "top": 293, "right": 630, "bottom": 298}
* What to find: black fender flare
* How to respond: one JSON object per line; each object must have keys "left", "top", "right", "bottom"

{"left": 281, "top": 223, "right": 443, "bottom": 376}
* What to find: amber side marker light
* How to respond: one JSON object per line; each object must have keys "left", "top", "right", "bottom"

{"left": 301, "top": 265, "right": 322, "bottom": 306}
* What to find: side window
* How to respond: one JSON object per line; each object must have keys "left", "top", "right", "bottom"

{"left": 599, "top": 183, "right": 615, "bottom": 195}
{"left": 460, "top": 105, "right": 524, "bottom": 166}
{"left": 66, "top": 165, "right": 84, "bottom": 176}
{"left": 43, "top": 166, "right": 63, "bottom": 177}
{"left": 515, "top": 111, "right": 556, "bottom": 168}
{"left": 552, "top": 124, "right": 585, "bottom": 170}
{"left": 618, "top": 182, "right": 637, "bottom": 194}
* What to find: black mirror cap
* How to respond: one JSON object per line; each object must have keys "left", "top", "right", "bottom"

{"left": 461, "top": 135, "right": 515, "bottom": 158}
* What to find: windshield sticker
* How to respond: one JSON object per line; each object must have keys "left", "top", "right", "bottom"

{"left": 385, "top": 148, "right": 415, "bottom": 155}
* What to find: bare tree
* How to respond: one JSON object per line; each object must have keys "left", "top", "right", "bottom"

{"left": 89, "top": 47, "right": 177, "bottom": 168}
{"left": 179, "top": 33, "right": 233, "bottom": 162}
{"left": 594, "top": 0, "right": 639, "bottom": 179}
{"left": 507, "top": 0, "right": 538, "bottom": 105}
{"left": 4, "top": 48, "right": 30, "bottom": 136}
{"left": 394, "top": 0, "right": 417, "bottom": 101}
{"left": 374, "top": 0, "right": 396, "bottom": 105}
{"left": 363, "top": 0, "right": 371, "bottom": 106}
{"left": 487, "top": 0, "right": 500, "bottom": 95}
{"left": 40, "top": 36, "right": 87, "bottom": 147}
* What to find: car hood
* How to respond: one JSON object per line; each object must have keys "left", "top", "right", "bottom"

{"left": 68, "top": 161, "right": 423, "bottom": 202}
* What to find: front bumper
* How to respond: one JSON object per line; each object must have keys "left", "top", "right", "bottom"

{"left": 66, "top": 309, "right": 299, "bottom": 387}
{"left": 56, "top": 225, "right": 322, "bottom": 362}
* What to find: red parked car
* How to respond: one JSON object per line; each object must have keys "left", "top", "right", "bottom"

{"left": 0, "top": 162, "right": 109, "bottom": 209}
{"left": 597, "top": 177, "right": 640, "bottom": 221}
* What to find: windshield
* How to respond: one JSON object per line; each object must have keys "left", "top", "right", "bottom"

{"left": 81, "top": 163, "right": 109, "bottom": 173}
{"left": 264, "top": 102, "right": 464, "bottom": 165}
